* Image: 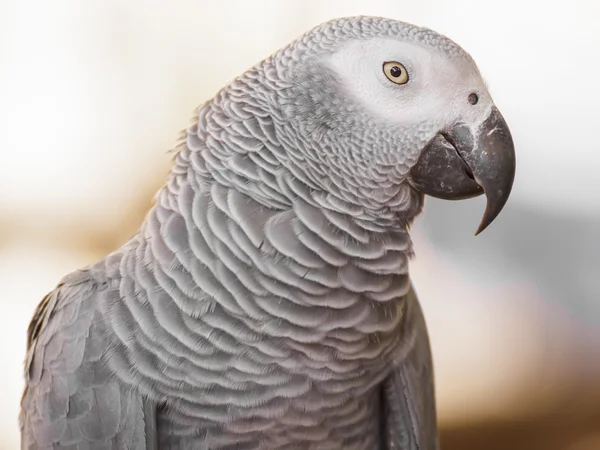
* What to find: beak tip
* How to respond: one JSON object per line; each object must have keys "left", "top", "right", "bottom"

{"left": 474, "top": 189, "right": 512, "bottom": 236}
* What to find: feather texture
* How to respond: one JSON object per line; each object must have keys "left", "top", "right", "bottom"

{"left": 17, "top": 16, "right": 462, "bottom": 449}
{"left": 381, "top": 286, "right": 439, "bottom": 450}
{"left": 20, "top": 259, "right": 158, "bottom": 449}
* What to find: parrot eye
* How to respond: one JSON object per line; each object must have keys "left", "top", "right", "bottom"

{"left": 383, "top": 61, "right": 409, "bottom": 85}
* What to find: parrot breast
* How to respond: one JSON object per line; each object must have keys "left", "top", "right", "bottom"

{"left": 97, "top": 59, "right": 423, "bottom": 448}
{"left": 99, "top": 160, "right": 416, "bottom": 448}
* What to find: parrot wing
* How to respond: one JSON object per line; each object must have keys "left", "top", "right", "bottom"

{"left": 20, "top": 268, "right": 158, "bottom": 450}
{"left": 381, "top": 284, "right": 439, "bottom": 450}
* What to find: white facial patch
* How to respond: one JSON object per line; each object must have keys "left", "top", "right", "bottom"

{"left": 323, "top": 37, "right": 493, "bottom": 130}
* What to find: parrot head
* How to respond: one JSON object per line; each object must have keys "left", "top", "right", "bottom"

{"left": 274, "top": 17, "right": 515, "bottom": 234}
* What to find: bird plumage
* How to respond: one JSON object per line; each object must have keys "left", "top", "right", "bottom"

{"left": 21, "top": 15, "right": 515, "bottom": 449}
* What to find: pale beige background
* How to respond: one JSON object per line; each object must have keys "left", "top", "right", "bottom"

{"left": 1, "top": 1, "right": 599, "bottom": 449}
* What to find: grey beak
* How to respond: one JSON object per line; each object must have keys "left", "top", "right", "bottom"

{"left": 408, "top": 107, "right": 516, "bottom": 235}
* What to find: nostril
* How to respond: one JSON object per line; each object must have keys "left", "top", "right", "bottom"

{"left": 468, "top": 92, "right": 479, "bottom": 105}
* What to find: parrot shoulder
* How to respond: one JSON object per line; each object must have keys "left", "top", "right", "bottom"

{"left": 23, "top": 267, "right": 109, "bottom": 385}
{"left": 20, "top": 259, "right": 157, "bottom": 449}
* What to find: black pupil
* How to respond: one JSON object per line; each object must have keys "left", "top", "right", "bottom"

{"left": 390, "top": 66, "right": 402, "bottom": 77}
{"left": 468, "top": 93, "right": 479, "bottom": 105}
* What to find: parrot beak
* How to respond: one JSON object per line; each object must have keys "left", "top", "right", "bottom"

{"left": 408, "top": 107, "right": 516, "bottom": 235}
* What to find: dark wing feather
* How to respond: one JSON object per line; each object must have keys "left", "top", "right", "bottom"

{"left": 381, "top": 284, "right": 439, "bottom": 450}
{"left": 20, "top": 269, "right": 157, "bottom": 450}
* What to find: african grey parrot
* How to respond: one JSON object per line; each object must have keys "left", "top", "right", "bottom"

{"left": 20, "top": 16, "right": 515, "bottom": 450}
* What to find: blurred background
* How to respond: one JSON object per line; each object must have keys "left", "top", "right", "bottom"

{"left": 1, "top": 0, "right": 599, "bottom": 448}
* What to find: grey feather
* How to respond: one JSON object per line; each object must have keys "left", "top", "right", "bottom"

{"left": 21, "top": 268, "right": 158, "bottom": 449}
{"left": 381, "top": 285, "right": 439, "bottom": 450}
